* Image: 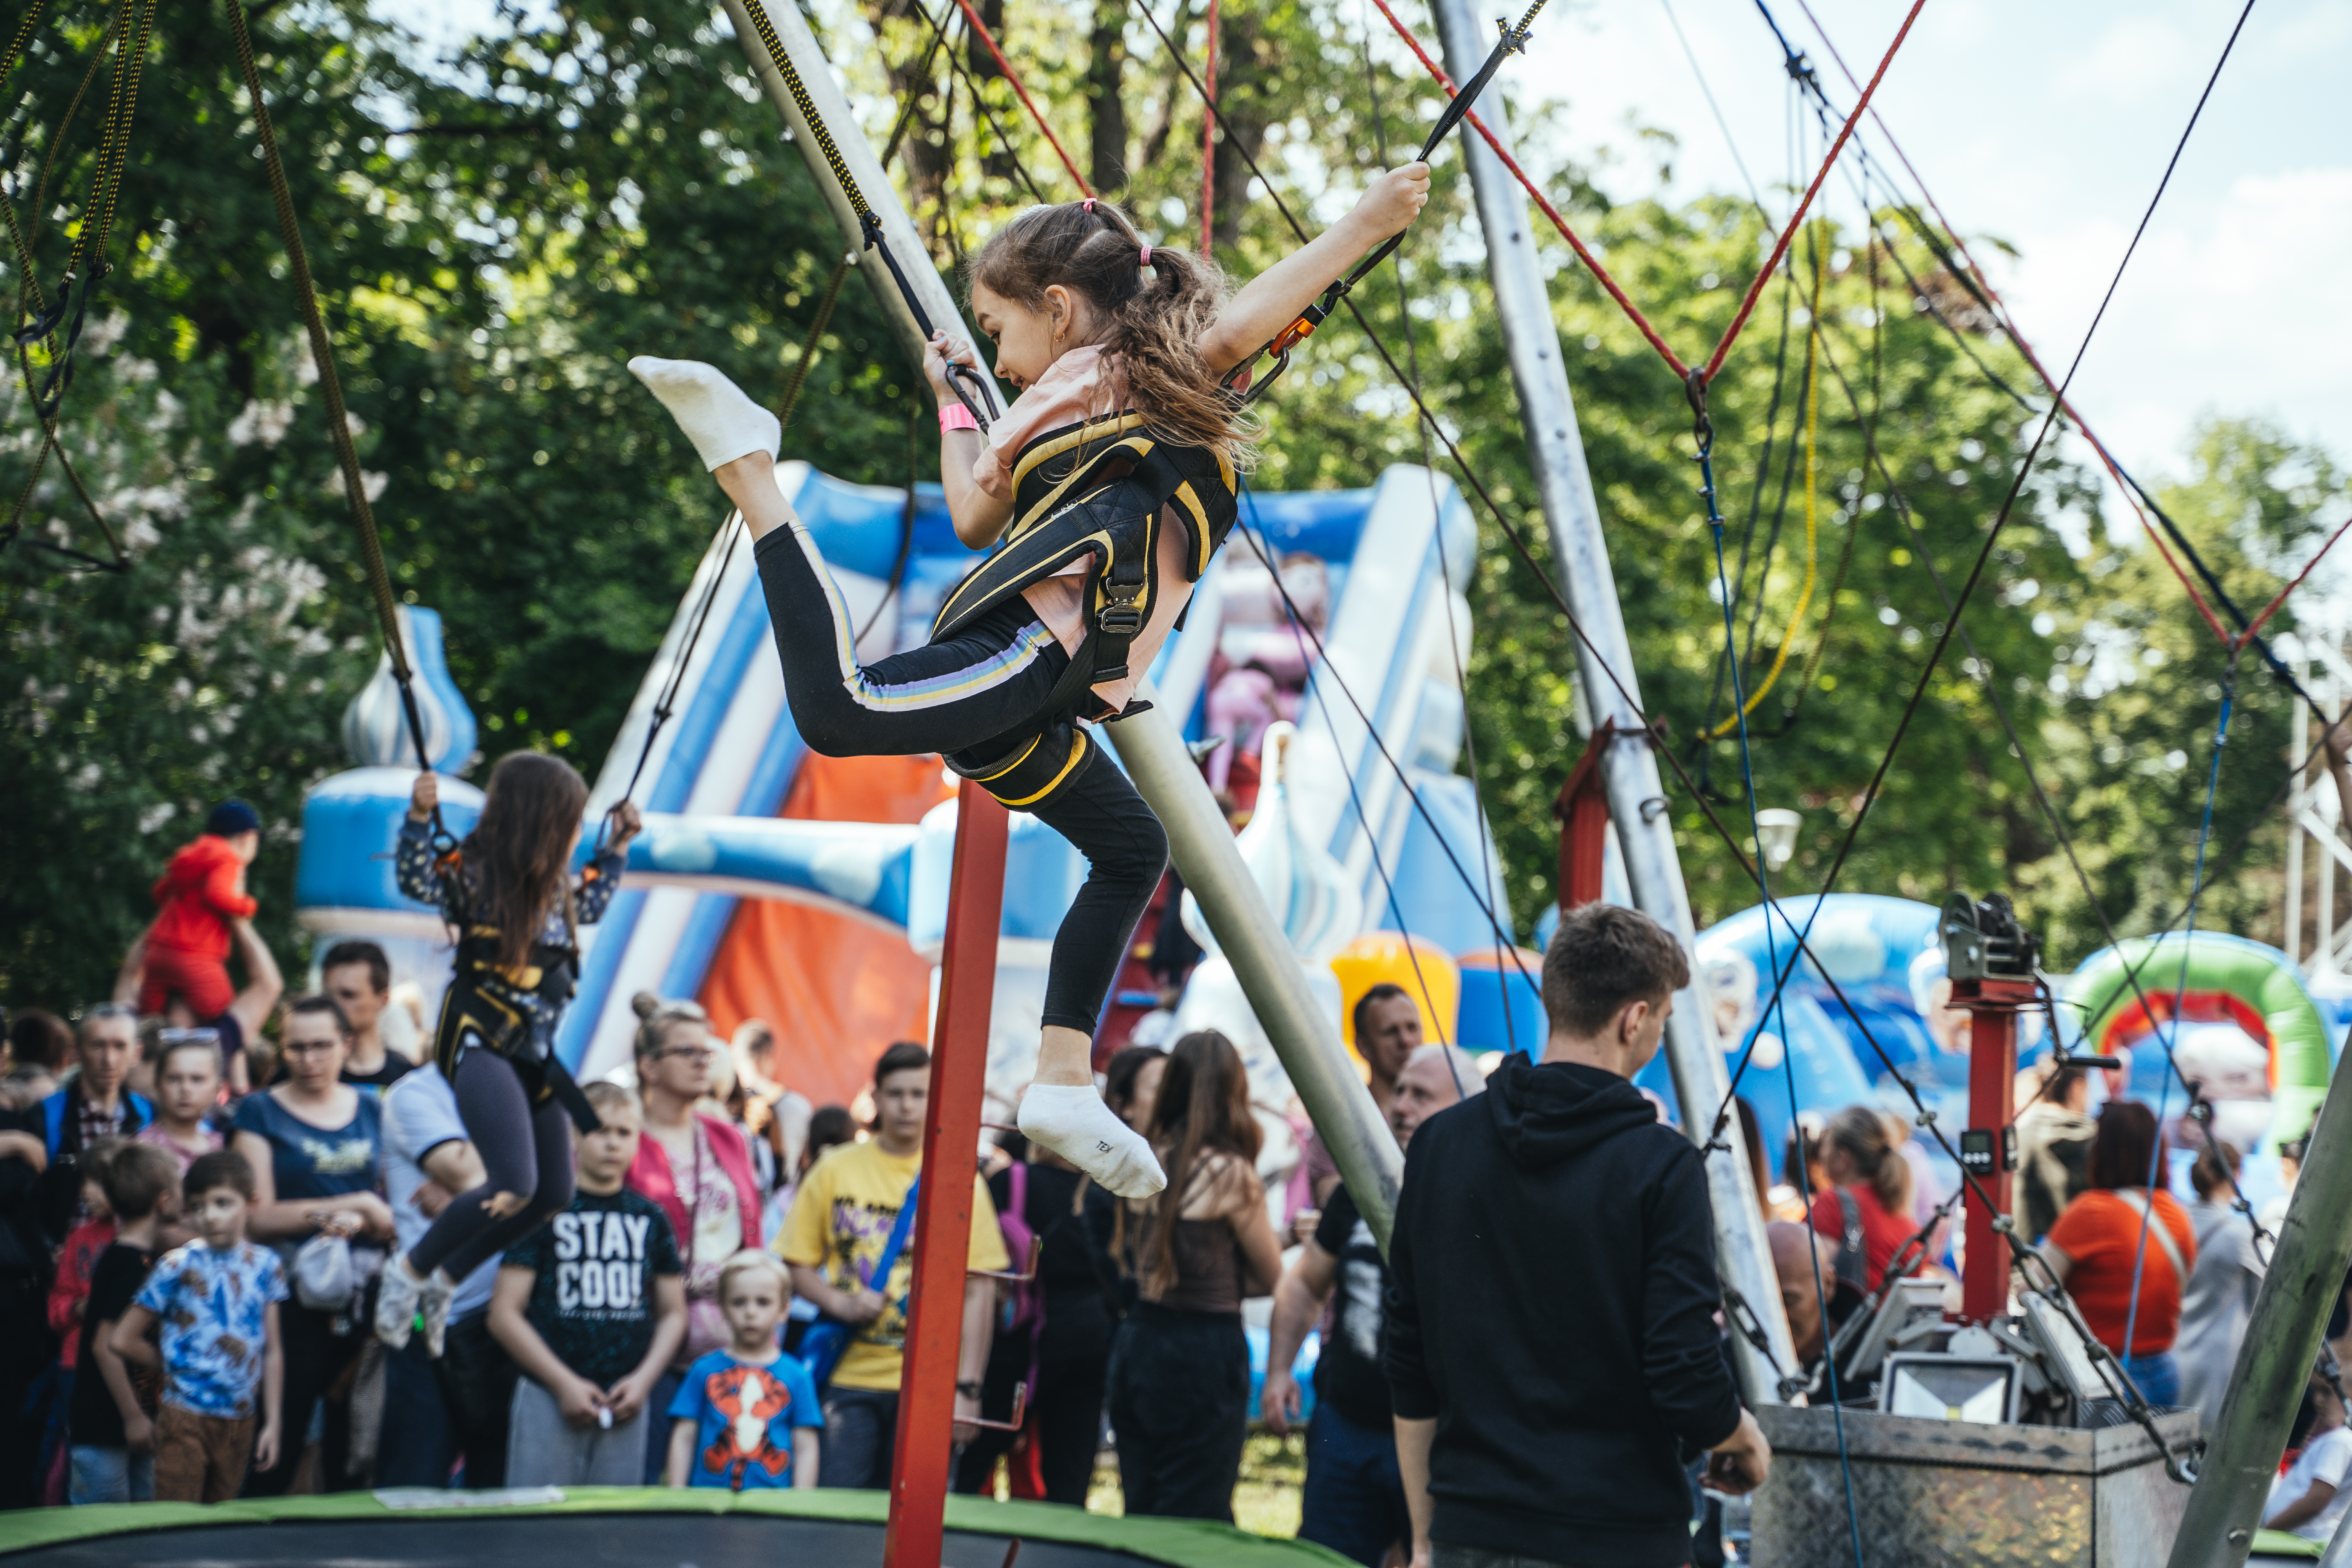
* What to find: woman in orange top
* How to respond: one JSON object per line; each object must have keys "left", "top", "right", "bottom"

{"left": 2043, "top": 1101, "right": 2196, "bottom": 1407}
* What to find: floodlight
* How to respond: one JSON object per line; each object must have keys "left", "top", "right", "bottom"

{"left": 1881, "top": 1353, "right": 2019, "bottom": 1426}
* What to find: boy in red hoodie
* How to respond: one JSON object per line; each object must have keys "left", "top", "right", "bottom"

{"left": 140, "top": 801, "right": 261, "bottom": 1021}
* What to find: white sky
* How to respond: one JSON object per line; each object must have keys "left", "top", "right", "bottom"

{"left": 400, "top": 0, "right": 2348, "bottom": 534}
{"left": 1494, "top": 0, "right": 2349, "bottom": 504}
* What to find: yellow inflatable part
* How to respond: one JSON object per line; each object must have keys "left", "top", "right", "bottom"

{"left": 1331, "top": 933, "right": 1460, "bottom": 1053}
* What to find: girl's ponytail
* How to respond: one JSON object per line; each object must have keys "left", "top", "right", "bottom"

{"left": 969, "top": 199, "right": 1257, "bottom": 465}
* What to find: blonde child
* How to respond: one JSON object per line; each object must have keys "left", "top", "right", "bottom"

{"left": 135, "top": 1033, "right": 226, "bottom": 1175}
{"left": 664, "top": 1250, "right": 821, "bottom": 1491}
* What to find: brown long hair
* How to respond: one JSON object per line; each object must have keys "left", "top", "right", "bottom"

{"left": 968, "top": 199, "right": 1256, "bottom": 467}
{"left": 1131, "top": 1029, "right": 1260, "bottom": 1298}
{"left": 1825, "top": 1104, "right": 1912, "bottom": 1217}
{"left": 461, "top": 751, "right": 589, "bottom": 969}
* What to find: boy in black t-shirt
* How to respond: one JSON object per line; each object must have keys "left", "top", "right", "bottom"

{"left": 67, "top": 1142, "right": 180, "bottom": 1504}
{"left": 489, "top": 1081, "right": 685, "bottom": 1486}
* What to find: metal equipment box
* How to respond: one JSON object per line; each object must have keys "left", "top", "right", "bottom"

{"left": 1751, "top": 1403, "right": 2201, "bottom": 1567}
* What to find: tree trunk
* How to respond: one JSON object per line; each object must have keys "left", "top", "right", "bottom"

{"left": 1207, "top": 5, "right": 1269, "bottom": 252}
{"left": 863, "top": 0, "right": 949, "bottom": 247}
{"left": 971, "top": 0, "right": 1015, "bottom": 188}
{"left": 1087, "top": 0, "right": 1129, "bottom": 195}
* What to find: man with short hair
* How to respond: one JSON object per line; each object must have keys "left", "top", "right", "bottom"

{"left": 775, "top": 1042, "right": 1006, "bottom": 1490}
{"left": 1386, "top": 904, "right": 1769, "bottom": 1568}
{"left": 1302, "top": 985, "right": 1426, "bottom": 1210}
{"left": 37, "top": 1006, "right": 154, "bottom": 1245}
{"left": 321, "top": 939, "right": 412, "bottom": 1089}
{"left": 1265, "top": 1045, "right": 1484, "bottom": 1567}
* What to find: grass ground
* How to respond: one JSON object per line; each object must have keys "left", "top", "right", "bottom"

{"left": 1079, "top": 1432, "right": 1308, "bottom": 1537}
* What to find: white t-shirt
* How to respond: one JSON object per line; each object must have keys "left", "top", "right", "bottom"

{"left": 2268, "top": 1425, "right": 2352, "bottom": 1541}
{"left": 382, "top": 1066, "right": 500, "bottom": 1318}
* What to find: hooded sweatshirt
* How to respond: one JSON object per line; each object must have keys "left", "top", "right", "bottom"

{"left": 1384, "top": 1056, "right": 1742, "bottom": 1568}
{"left": 150, "top": 834, "right": 258, "bottom": 958}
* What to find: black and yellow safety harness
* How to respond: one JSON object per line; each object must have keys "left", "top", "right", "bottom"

{"left": 930, "top": 409, "right": 1241, "bottom": 806}
{"left": 428, "top": 865, "right": 608, "bottom": 1135}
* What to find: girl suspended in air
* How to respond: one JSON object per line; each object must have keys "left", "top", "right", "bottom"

{"left": 375, "top": 753, "right": 643, "bottom": 1352}
{"left": 631, "top": 162, "right": 1430, "bottom": 1197}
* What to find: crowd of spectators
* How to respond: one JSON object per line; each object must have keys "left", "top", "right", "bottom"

{"left": 18, "top": 793, "right": 2325, "bottom": 1565}
{"left": 0, "top": 908, "right": 872, "bottom": 1506}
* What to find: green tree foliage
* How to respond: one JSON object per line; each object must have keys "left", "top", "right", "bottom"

{"left": 2, "top": 0, "right": 2338, "bottom": 1020}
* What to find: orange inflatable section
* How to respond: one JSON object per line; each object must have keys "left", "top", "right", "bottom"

{"left": 697, "top": 754, "right": 955, "bottom": 1114}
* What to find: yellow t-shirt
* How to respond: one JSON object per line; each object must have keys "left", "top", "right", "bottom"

{"left": 774, "top": 1140, "right": 1009, "bottom": 1392}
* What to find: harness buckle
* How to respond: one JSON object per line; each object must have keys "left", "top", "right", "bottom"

{"left": 1098, "top": 597, "right": 1145, "bottom": 639}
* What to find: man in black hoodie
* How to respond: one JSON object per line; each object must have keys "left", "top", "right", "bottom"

{"left": 1384, "top": 903, "right": 1770, "bottom": 1568}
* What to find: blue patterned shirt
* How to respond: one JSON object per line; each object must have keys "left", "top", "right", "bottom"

{"left": 134, "top": 1239, "right": 289, "bottom": 1419}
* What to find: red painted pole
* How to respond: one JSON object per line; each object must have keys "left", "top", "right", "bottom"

{"left": 884, "top": 782, "right": 1007, "bottom": 1568}
{"left": 1956, "top": 979, "right": 2026, "bottom": 1325}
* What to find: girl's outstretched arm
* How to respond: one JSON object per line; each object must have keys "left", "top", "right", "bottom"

{"left": 1199, "top": 162, "right": 1432, "bottom": 376}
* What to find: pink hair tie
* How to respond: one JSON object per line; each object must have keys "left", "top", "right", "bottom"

{"left": 1082, "top": 198, "right": 1095, "bottom": 212}
{"left": 1139, "top": 246, "right": 1153, "bottom": 267}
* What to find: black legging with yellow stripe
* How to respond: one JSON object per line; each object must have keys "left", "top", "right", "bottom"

{"left": 756, "top": 523, "right": 1167, "bottom": 1034}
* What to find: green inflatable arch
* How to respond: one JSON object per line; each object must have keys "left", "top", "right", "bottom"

{"left": 2066, "top": 932, "right": 2337, "bottom": 1151}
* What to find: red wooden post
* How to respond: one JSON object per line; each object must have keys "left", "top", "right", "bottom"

{"left": 884, "top": 782, "right": 1007, "bottom": 1568}
{"left": 1954, "top": 976, "right": 2031, "bottom": 1325}
{"left": 1553, "top": 720, "right": 1617, "bottom": 911}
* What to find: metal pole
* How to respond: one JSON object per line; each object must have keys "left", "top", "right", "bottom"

{"left": 716, "top": 0, "right": 988, "bottom": 383}
{"left": 1105, "top": 688, "right": 1405, "bottom": 1247}
{"left": 2166, "top": 1069, "right": 2352, "bottom": 1568}
{"left": 1424, "top": 0, "right": 1795, "bottom": 1401}
{"left": 883, "top": 782, "right": 1006, "bottom": 1568}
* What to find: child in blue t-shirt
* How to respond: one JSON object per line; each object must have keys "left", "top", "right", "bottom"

{"left": 664, "top": 1250, "right": 821, "bottom": 1490}
{"left": 114, "top": 1150, "right": 287, "bottom": 1503}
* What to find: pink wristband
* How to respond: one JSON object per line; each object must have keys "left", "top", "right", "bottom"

{"left": 938, "top": 403, "right": 979, "bottom": 433}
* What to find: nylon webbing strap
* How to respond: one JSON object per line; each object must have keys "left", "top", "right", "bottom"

{"left": 733, "top": 0, "right": 999, "bottom": 428}
{"left": 0, "top": 0, "right": 132, "bottom": 570}
{"left": 15, "top": 0, "right": 154, "bottom": 419}
{"left": 230, "top": 0, "right": 444, "bottom": 834}
{"left": 736, "top": 0, "right": 880, "bottom": 233}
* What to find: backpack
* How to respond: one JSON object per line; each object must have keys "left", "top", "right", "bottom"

{"left": 1832, "top": 1189, "right": 1869, "bottom": 1295}
{"left": 996, "top": 1162, "right": 1045, "bottom": 1414}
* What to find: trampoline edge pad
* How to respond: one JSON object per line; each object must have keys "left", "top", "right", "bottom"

{"left": 0, "top": 1485, "right": 1358, "bottom": 1568}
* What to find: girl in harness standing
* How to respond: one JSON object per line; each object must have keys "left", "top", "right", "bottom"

{"left": 631, "top": 162, "right": 1430, "bottom": 1198}
{"left": 374, "top": 753, "right": 644, "bottom": 1352}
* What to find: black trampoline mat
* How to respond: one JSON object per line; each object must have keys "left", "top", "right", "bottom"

{"left": 4, "top": 1515, "right": 1149, "bottom": 1568}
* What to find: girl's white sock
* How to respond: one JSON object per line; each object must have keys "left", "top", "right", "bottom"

{"left": 628, "top": 356, "right": 781, "bottom": 472}
{"left": 1019, "top": 1083, "right": 1167, "bottom": 1199}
